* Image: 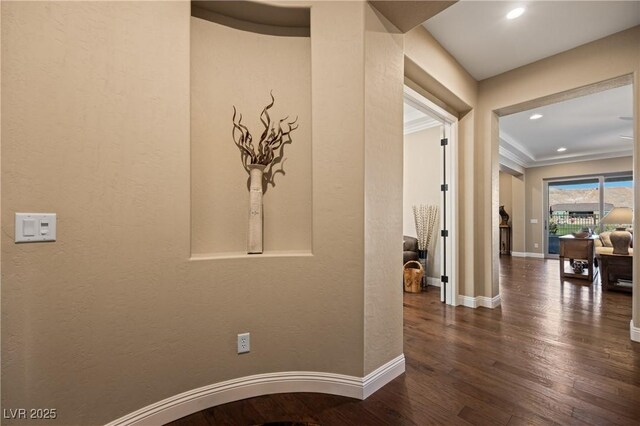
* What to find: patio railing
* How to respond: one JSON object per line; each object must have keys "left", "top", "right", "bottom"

{"left": 548, "top": 212, "right": 600, "bottom": 236}
{"left": 547, "top": 212, "right": 599, "bottom": 255}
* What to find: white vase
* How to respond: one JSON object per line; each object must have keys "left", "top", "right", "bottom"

{"left": 248, "top": 164, "right": 266, "bottom": 254}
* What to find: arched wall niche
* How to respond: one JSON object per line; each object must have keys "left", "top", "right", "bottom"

{"left": 192, "top": 0, "right": 310, "bottom": 36}
{"left": 190, "top": 1, "right": 312, "bottom": 258}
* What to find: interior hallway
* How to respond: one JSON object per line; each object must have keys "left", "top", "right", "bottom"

{"left": 169, "top": 257, "right": 639, "bottom": 425}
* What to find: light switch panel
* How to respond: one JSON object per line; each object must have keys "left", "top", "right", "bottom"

{"left": 15, "top": 213, "right": 56, "bottom": 243}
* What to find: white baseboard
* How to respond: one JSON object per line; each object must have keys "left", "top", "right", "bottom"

{"left": 106, "top": 355, "right": 405, "bottom": 426}
{"left": 457, "top": 295, "right": 478, "bottom": 308}
{"left": 427, "top": 277, "right": 441, "bottom": 287}
{"left": 631, "top": 320, "right": 640, "bottom": 343}
{"left": 457, "top": 294, "right": 501, "bottom": 309}
{"left": 511, "top": 251, "right": 544, "bottom": 259}
{"left": 362, "top": 354, "right": 406, "bottom": 398}
{"left": 478, "top": 294, "right": 501, "bottom": 308}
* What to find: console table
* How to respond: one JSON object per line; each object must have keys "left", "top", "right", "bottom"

{"left": 559, "top": 235, "right": 598, "bottom": 282}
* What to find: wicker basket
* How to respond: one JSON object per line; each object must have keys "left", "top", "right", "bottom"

{"left": 403, "top": 260, "right": 423, "bottom": 293}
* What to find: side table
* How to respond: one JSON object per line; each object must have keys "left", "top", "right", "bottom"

{"left": 559, "top": 235, "right": 599, "bottom": 282}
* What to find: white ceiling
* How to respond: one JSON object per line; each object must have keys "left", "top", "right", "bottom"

{"left": 424, "top": 1, "right": 640, "bottom": 80}
{"left": 499, "top": 84, "right": 634, "bottom": 169}
{"left": 421, "top": 2, "right": 637, "bottom": 173}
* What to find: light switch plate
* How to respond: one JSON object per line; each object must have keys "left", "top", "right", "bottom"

{"left": 15, "top": 213, "right": 56, "bottom": 243}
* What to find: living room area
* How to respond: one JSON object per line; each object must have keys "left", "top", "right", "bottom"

{"left": 498, "top": 81, "right": 634, "bottom": 306}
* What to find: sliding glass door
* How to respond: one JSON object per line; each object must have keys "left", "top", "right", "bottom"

{"left": 544, "top": 173, "right": 633, "bottom": 257}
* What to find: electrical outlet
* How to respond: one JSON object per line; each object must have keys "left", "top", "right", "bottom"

{"left": 237, "top": 332, "right": 250, "bottom": 354}
{"left": 534, "top": 243, "right": 539, "bottom": 248}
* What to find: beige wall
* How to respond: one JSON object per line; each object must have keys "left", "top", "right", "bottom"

{"left": 498, "top": 172, "right": 512, "bottom": 224}
{"left": 363, "top": 4, "right": 404, "bottom": 374}
{"left": 403, "top": 126, "right": 443, "bottom": 279}
{"left": 511, "top": 175, "right": 525, "bottom": 254}
{"left": 477, "top": 26, "right": 640, "bottom": 323}
{"left": 523, "top": 157, "right": 633, "bottom": 254}
{"left": 404, "top": 25, "right": 478, "bottom": 297}
{"left": 1, "top": 1, "right": 405, "bottom": 423}
{"left": 498, "top": 172, "right": 525, "bottom": 254}
{"left": 191, "top": 15, "right": 312, "bottom": 256}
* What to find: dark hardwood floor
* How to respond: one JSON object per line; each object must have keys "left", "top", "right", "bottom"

{"left": 168, "top": 257, "right": 639, "bottom": 425}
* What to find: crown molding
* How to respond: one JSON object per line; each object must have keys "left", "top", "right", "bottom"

{"left": 499, "top": 132, "right": 632, "bottom": 170}
{"left": 404, "top": 116, "right": 441, "bottom": 135}
{"left": 500, "top": 131, "right": 536, "bottom": 162}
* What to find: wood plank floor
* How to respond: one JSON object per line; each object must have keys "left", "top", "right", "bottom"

{"left": 168, "top": 257, "right": 639, "bottom": 425}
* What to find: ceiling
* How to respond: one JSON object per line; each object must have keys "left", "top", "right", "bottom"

{"left": 499, "top": 84, "right": 634, "bottom": 170}
{"left": 413, "top": 3, "right": 637, "bottom": 168}
{"left": 423, "top": 1, "right": 640, "bottom": 80}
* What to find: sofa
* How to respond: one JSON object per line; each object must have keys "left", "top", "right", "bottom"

{"left": 595, "top": 229, "right": 633, "bottom": 292}
{"left": 403, "top": 236, "right": 419, "bottom": 264}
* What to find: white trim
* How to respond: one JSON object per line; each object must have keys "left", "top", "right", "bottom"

{"left": 499, "top": 156, "right": 525, "bottom": 177}
{"left": 403, "top": 86, "right": 457, "bottom": 123}
{"left": 631, "top": 320, "right": 640, "bottom": 343}
{"left": 403, "top": 85, "right": 459, "bottom": 308}
{"left": 527, "top": 252, "right": 545, "bottom": 259}
{"left": 106, "top": 355, "right": 405, "bottom": 426}
{"left": 500, "top": 131, "right": 632, "bottom": 169}
{"left": 427, "top": 277, "right": 441, "bottom": 287}
{"left": 530, "top": 149, "right": 632, "bottom": 168}
{"left": 511, "top": 251, "right": 544, "bottom": 259}
{"left": 478, "top": 294, "right": 501, "bottom": 308}
{"left": 362, "top": 354, "right": 406, "bottom": 398}
{"left": 498, "top": 145, "right": 528, "bottom": 168}
{"left": 457, "top": 295, "right": 478, "bottom": 308}
{"left": 457, "top": 294, "right": 501, "bottom": 309}
{"left": 500, "top": 131, "right": 536, "bottom": 163}
{"left": 404, "top": 116, "right": 441, "bottom": 135}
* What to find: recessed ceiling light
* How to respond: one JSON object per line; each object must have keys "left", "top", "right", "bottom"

{"left": 529, "top": 113, "right": 543, "bottom": 120}
{"left": 557, "top": 147, "right": 567, "bottom": 152}
{"left": 620, "top": 135, "right": 634, "bottom": 140}
{"left": 506, "top": 7, "right": 525, "bottom": 20}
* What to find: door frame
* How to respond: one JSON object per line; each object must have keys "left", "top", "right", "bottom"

{"left": 403, "top": 85, "right": 459, "bottom": 306}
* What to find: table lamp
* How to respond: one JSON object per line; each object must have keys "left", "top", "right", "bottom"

{"left": 600, "top": 207, "right": 633, "bottom": 255}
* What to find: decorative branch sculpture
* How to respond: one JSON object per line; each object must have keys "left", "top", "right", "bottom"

{"left": 232, "top": 92, "right": 298, "bottom": 192}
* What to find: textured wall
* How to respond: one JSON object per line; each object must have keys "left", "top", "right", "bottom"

{"left": 190, "top": 15, "right": 312, "bottom": 256}
{"left": 0, "top": 1, "right": 399, "bottom": 424}
{"left": 363, "top": 4, "right": 404, "bottom": 375}
{"left": 510, "top": 174, "right": 525, "bottom": 254}
{"left": 403, "top": 126, "right": 443, "bottom": 279}
{"left": 498, "top": 172, "right": 525, "bottom": 254}
{"left": 498, "top": 171, "right": 513, "bottom": 226}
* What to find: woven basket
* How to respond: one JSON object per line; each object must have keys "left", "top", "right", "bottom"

{"left": 403, "top": 260, "right": 423, "bottom": 293}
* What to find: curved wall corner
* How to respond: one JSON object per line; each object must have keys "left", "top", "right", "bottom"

{"left": 106, "top": 356, "right": 405, "bottom": 426}
{"left": 190, "top": 6, "right": 312, "bottom": 257}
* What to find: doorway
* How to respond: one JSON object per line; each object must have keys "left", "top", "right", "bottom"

{"left": 403, "top": 86, "right": 458, "bottom": 305}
